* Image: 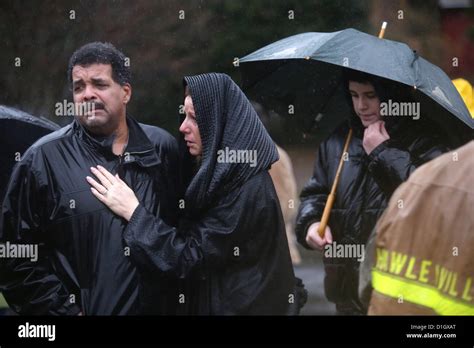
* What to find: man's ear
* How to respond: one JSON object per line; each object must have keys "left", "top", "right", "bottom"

{"left": 122, "top": 83, "right": 132, "bottom": 104}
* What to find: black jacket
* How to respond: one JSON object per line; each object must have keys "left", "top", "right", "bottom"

{"left": 124, "top": 73, "right": 304, "bottom": 315}
{"left": 295, "top": 115, "right": 446, "bottom": 314}
{"left": 0, "top": 117, "right": 179, "bottom": 315}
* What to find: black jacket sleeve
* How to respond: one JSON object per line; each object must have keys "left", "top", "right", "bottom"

{"left": 157, "top": 136, "right": 181, "bottom": 227}
{"left": 367, "top": 136, "right": 447, "bottom": 195}
{"left": 123, "top": 178, "right": 265, "bottom": 278}
{"left": 0, "top": 151, "right": 81, "bottom": 315}
{"left": 295, "top": 141, "right": 330, "bottom": 249}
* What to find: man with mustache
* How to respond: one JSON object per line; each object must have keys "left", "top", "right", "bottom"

{"left": 0, "top": 42, "right": 180, "bottom": 315}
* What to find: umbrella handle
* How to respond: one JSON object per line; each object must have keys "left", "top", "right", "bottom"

{"left": 317, "top": 193, "right": 335, "bottom": 237}
{"left": 317, "top": 129, "right": 353, "bottom": 238}
{"left": 378, "top": 22, "right": 387, "bottom": 39}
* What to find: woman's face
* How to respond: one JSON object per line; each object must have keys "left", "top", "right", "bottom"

{"left": 179, "top": 96, "right": 202, "bottom": 156}
{"left": 349, "top": 81, "right": 382, "bottom": 127}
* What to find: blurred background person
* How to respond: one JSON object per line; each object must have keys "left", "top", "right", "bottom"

{"left": 252, "top": 102, "right": 302, "bottom": 265}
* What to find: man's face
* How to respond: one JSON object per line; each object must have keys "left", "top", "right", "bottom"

{"left": 179, "top": 96, "right": 202, "bottom": 156}
{"left": 72, "top": 63, "right": 131, "bottom": 135}
{"left": 349, "top": 81, "right": 382, "bottom": 128}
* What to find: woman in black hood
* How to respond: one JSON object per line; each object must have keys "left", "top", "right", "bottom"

{"left": 86, "top": 73, "right": 304, "bottom": 315}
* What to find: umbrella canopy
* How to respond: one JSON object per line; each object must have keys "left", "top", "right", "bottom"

{"left": 0, "top": 105, "right": 60, "bottom": 202}
{"left": 239, "top": 29, "right": 474, "bottom": 147}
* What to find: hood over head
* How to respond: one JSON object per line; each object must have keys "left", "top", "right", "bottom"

{"left": 182, "top": 73, "right": 278, "bottom": 215}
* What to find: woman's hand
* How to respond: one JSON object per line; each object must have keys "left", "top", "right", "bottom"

{"left": 86, "top": 165, "right": 139, "bottom": 221}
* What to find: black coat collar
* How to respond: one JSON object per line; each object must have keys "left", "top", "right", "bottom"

{"left": 73, "top": 116, "right": 160, "bottom": 167}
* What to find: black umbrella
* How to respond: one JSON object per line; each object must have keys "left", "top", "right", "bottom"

{"left": 0, "top": 105, "right": 60, "bottom": 202}
{"left": 239, "top": 28, "right": 474, "bottom": 147}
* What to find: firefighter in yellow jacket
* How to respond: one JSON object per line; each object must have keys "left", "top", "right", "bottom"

{"left": 365, "top": 140, "right": 474, "bottom": 315}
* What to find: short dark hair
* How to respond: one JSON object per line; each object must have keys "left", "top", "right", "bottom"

{"left": 343, "top": 69, "right": 413, "bottom": 104}
{"left": 67, "top": 42, "right": 131, "bottom": 86}
{"left": 343, "top": 69, "right": 387, "bottom": 100}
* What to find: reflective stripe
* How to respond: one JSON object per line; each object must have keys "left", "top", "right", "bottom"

{"left": 372, "top": 269, "right": 474, "bottom": 315}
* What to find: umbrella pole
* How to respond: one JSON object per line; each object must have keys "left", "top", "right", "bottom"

{"left": 316, "top": 21, "right": 387, "bottom": 238}
{"left": 378, "top": 21, "right": 387, "bottom": 39}
{"left": 317, "top": 129, "right": 352, "bottom": 237}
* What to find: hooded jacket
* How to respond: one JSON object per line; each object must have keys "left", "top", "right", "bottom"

{"left": 0, "top": 117, "right": 179, "bottom": 315}
{"left": 123, "top": 73, "right": 304, "bottom": 315}
{"left": 295, "top": 111, "right": 447, "bottom": 314}
{"left": 368, "top": 141, "right": 474, "bottom": 315}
